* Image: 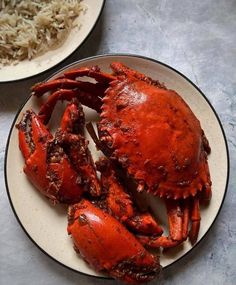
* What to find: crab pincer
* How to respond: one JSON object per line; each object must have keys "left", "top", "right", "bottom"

{"left": 67, "top": 199, "right": 161, "bottom": 284}
{"left": 17, "top": 99, "right": 100, "bottom": 204}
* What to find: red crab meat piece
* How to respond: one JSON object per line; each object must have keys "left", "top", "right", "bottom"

{"left": 67, "top": 199, "right": 161, "bottom": 284}
{"left": 57, "top": 131, "right": 101, "bottom": 197}
{"left": 46, "top": 148, "right": 84, "bottom": 204}
{"left": 17, "top": 110, "right": 52, "bottom": 194}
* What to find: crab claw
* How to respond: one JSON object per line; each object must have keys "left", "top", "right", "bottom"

{"left": 46, "top": 138, "right": 84, "bottom": 204}
{"left": 55, "top": 131, "right": 101, "bottom": 197}
{"left": 68, "top": 199, "right": 161, "bottom": 284}
{"left": 59, "top": 98, "right": 85, "bottom": 134}
{"left": 17, "top": 110, "right": 52, "bottom": 194}
{"left": 16, "top": 100, "right": 98, "bottom": 204}
{"left": 51, "top": 99, "right": 101, "bottom": 198}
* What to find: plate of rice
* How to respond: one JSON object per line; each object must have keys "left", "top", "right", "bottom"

{"left": 0, "top": 0, "right": 105, "bottom": 82}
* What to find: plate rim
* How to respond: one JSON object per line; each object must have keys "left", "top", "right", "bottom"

{"left": 4, "top": 53, "right": 230, "bottom": 279}
{"left": 0, "top": 0, "right": 106, "bottom": 84}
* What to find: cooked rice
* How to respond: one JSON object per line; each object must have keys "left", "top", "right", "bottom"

{"left": 0, "top": 0, "right": 86, "bottom": 67}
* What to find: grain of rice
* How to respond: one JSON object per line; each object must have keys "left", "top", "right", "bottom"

{"left": 0, "top": 0, "right": 86, "bottom": 67}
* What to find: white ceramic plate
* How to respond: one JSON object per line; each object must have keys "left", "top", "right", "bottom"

{"left": 0, "top": 0, "right": 105, "bottom": 83}
{"left": 5, "top": 54, "right": 229, "bottom": 278}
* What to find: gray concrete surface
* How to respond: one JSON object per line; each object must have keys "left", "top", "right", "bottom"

{"left": 0, "top": 1, "right": 235, "bottom": 284}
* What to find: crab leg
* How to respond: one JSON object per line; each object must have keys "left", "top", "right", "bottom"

{"left": 17, "top": 98, "right": 102, "bottom": 204}
{"left": 137, "top": 235, "right": 181, "bottom": 249}
{"left": 47, "top": 100, "right": 101, "bottom": 201}
{"left": 32, "top": 78, "right": 106, "bottom": 99}
{"left": 32, "top": 65, "right": 115, "bottom": 98}
{"left": 57, "top": 132, "right": 101, "bottom": 197}
{"left": 96, "top": 157, "right": 134, "bottom": 221}
{"left": 188, "top": 183, "right": 211, "bottom": 244}
{"left": 126, "top": 213, "right": 163, "bottom": 236}
{"left": 38, "top": 89, "right": 102, "bottom": 125}
{"left": 17, "top": 110, "right": 52, "bottom": 160}
{"left": 96, "top": 157, "right": 163, "bottom": 235}
{"left": 63, "top": 65, "right": 116, "bottom": 83}
{"left": 201, "top": 183, "right": 212, "bottom": 204}
{"left": 59, "top": 98, "right": 85, "bottom": 134}
{"left": 46, "top": 100, "right": 101, "bottom": 202}
{"left": 17, "top": 111, "right": 36, "bottom": 160}
{"left": 182, "top": 198, "right": 190, "bottom": 240}
{"left": 188, "top": 196, "right": 201, "bottom": 245}
{"left": 110, "top": 62, "right": 165, "bottom": 88}
{"left": 32, "top": 78, "right": 83, "bottom": 96}
{"left": 137, "top": 199, "right": 189, "bottom": 249}
{"left": 165, "top": 199, "right": 183, "bottom": 241}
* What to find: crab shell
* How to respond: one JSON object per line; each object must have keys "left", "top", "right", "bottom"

{"left": 98, "top": 71, "right": 211, "bottom": 200}
{"left": 17, "top": 100, "right": 100, "bottom": 204}
{"left": 67, "top": 199, "right": 161, "bottom": 284}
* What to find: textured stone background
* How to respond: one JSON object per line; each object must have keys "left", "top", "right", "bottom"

{"left": 0, "top": 1, "right": 235, "bottom": 284}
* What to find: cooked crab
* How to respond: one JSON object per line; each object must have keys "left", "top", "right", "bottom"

{"left": 17, "top": 99, "right": 100, "bottom": 204}
{"left": 32, "top": 62, "right": 212, "bottom": 246}
{"left": 17, "top": 62, "right": 213, "bottom": 284}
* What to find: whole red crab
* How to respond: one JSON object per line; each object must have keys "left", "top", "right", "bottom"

{"left": 17, "top": 62, "right": 212, "bottom": 284}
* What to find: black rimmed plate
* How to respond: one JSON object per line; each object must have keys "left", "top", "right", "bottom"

{"left": 5, "top": 54, "right": 229, "bottom": 278}
{"left": 0, "top": 0, "right": 105, "bottom": 83}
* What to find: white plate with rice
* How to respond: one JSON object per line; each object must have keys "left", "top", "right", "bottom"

{"left": 0, "top": 0, "right": 105, "bottom": 82}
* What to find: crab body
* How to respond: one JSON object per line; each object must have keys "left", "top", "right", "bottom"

{"left": 99, "top": 63, "right": 211, "bottom": 200}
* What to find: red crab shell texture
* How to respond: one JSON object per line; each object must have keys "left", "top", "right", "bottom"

{"left": 99, "top": 73, "right": 211, "bottom": 200}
